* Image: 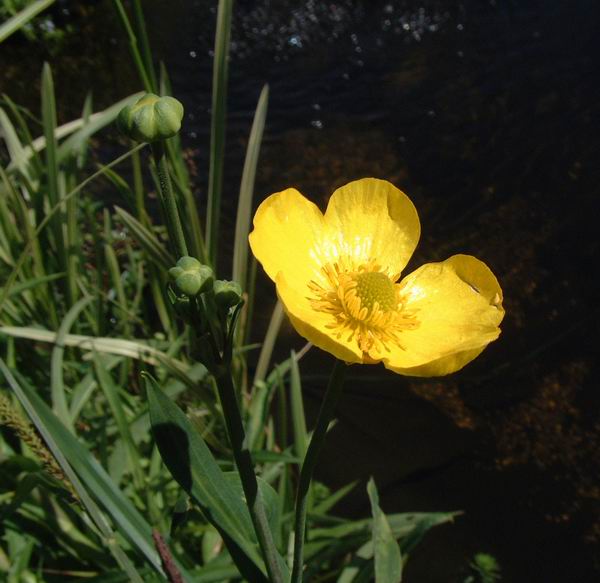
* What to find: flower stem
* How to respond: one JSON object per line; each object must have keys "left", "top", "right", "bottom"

{"left": 290, "top": 359, "right": 347, "bottom": 583}
{"left": 151, "top": 141, "right": 188, "bottom": 258}
{"left": 214, "top": 367, "right": 285, "bottom": 583}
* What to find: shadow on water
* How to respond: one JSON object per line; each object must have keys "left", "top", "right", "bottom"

{"left": 2, "top": 0, "right": 599, "bottom": 580}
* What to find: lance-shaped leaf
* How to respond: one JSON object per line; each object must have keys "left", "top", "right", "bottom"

{"left": 367, "top": 478, "right": 403, "bottom": 583}
{"left": 145, "top": 373, "right": 287, "bottom": 582}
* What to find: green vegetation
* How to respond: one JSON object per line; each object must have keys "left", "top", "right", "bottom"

{"left": 0, "top": 1, "right": 457, "bottom": 581}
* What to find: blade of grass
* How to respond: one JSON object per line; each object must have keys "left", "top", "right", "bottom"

{"left": 0, "top": 0, "right": 55, "bottom": 43}
{"left": 232, "top": 84, "right": 268, "bottom": 290}
{"left": 0, "top": 166, "right": 57, "bottom": 326}
{"left": 93, "top": 355, "right": 145, "bottom": 492}
{"left": 367, "top": 478, "right": 403, "bottom": 583}
{"left": 0, "top": 326, "right": 189, "bottom": 373}
{"left": 5, "top": 93, "right": 143, "bottom": 173}
{"left": 131, "top": 0, "right": 157, "bottom": 91}
{"left": 50, "top": 296, "right": 93, "bottom": 430}
{"left": 104, "top": 243, "right": 131, "bottom": 337}
{"left": 253, "top": 300, "right": 284, "bottom": 387}
{"left": 57, "top": 93, "right": 143, "bottom": 163}
{"left": 41, "top": 63, "right": 69, "bottom": 296}
{"left": 289, "top": 350, "right": 307, "bottom": 460}
{"left": 70, "top": 355, "right": 122, "bottom": 421}
{"left": 114, "top": 206, "right": 174, "bottom": 270}
{"left": 2, "top": 273, "right": 64, "bottom": 299}
{"left": 5, "top": 365, "right": 198, "bottom": 581}
{"left": 0, "top": 107, "right": 34, "bottom": 185}
{"left": 2, "top": 94, "right": 44, "bottom": 178}
{"left": 0, "top": 143, "right": 145, "bottom": 317}
{"left": 205, "top": 0, "right": 233, "bottom": 266}
{"left": 0, "top": 359, "right": 146, "bottom": 583}
{"left": 112, "top": 0, "right": 154, "bottom": 92}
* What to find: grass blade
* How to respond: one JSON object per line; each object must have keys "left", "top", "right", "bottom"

{"left": 93, "top": 355, "right": 145, "bottom": 491}
{"left": 367, "top": 478, "right": 402, "bottom": 583}
{"left": 41, "top": 63, "right": 69, "bottom": 294}
{"left": 0, "top": 107, "right": 33, "bottom": 184}
{"left": 0, "top": 359, "right": 146, "bottom": 583}
{"left": 0, "top": 0, "right": 55, "bottom": 43}
{"left": 112, "top": 0, "right": 154, "bottom": 92}
{"left": 0, "top": 143, "right": 145, "bottom": 317}
{"left": 50, "top": 296, "right": 93, "bottom": 429}
{"left": 205, "top": 0, "right": 233, "bottom": 266}
{"left": 0, "top": 326, "right": 189, "bottom": 373}
{"left": 253, "top": 300, "right": 284, "bottom": 387}
{"left": 5, "top": 94, "right": 142, "bottom": 174}
{"left": 114, "top": 206, "right": 174, "bottom": 270}
{"left": 289, "top": 349, "right": 307, "bottom": 459}
{"left": 131, "top": 0, "right": 157, "bottom": 91}
{"left": 232, "top": 84, "right": 269, "bottom": 289}
{"left": 57, "top": 94, "right": 142, "bottom": 164}
{"left": 104, "top": 243, "right": 131, "bottom": 336}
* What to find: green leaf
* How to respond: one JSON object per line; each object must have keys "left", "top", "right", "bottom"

{"left": 4, "top": 273, "right": 65, "bottom": 299}
{"left": 41, "top": 63, "right": 66, "bottom": 276}
{"left": 93, "top": 354, "right": 145, "bottom": 490}
{"left": 0, "top": 107, "right": 33, "bottom": 184}
{"left": 205, "top": 0, "right": 233, "bottom": 265}
{"left": 253, "top": 300, "right": 284, "bottom": 386}
{"left": 5, "top": 94, "right": 143, "bottom": 174}
{"left": 289, "top": 349, "right": 307, "bottom": 459}
{"left": 312, "top": 480, "right": 357, "bottom": 515}
{"left": 223, "top": 471, "right": 281, "bottom": 537}
{"left": 232, "top": 84, "right": 268, "bottom": 291}
{"left": 0, "top": 0, "right": 55, "bottom": 43}
{"left": 114, "top": 206, "right": 174, "bottom": 270}
{"left": 0, "top": 360, "right": 149, "bottom": 582}
{"left": 144, "top": 373, "right": 270, "bottom": 581}
{"left": 367, "top": 478, "right": 402, "bottom": 583}
{"left": 50, "top": 296, "right": 93, "bottom": 429}
{"left": 0, "top": 326, "right": 188, "bottom": 372}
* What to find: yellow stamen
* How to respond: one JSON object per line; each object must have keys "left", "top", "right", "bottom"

{"left": 308, "top": 259, "right": 419, "bottom": 357}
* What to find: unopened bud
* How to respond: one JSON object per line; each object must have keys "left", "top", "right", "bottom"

{"left": 117, "top": 93, "right": 184, "bottom": 143}
{"left": 213, "top": 280, "right": 243, "bottom": 310}
{"left": 169, "top": 256, "right": 213, "bottom": 297}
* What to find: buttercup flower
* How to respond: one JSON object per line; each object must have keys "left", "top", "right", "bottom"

{"left": 249, "top": 178, "right": 504, "bottom": 376}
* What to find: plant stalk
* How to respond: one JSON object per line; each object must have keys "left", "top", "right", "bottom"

{"left": 290, "top": 359, "right": 347, "bottom": 583}
{"left": 150, "top": 142, "right": 188, "bottom": 259}
{"left": 214, "top": 367, "right": 285, "bottom": 583}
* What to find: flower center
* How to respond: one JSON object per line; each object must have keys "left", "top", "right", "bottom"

{"left": 308, "top": 259, "right": 419, "bottom": 357}
{"left": 354, "top": 271, "right": 397, "bottom": 314}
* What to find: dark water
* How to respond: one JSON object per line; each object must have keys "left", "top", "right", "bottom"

{"left": 2, "top": 0, "right": 600, "bottom": 580}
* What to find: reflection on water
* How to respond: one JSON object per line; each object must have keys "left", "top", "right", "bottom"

{"left": 2, "top": 0, "right": 599, "bottom": 580}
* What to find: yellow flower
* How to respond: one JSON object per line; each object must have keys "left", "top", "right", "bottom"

{"left": 249, "top": 178, "right": 504, "bottom": 376}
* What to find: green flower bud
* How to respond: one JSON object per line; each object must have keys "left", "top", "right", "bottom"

{"left": 168, "top": 256, "right": 213, "bottom": 297}
{"left": 213, "top": 280, "right": 243, "bottom": 310}
{"left": 117, "top": 93, "right": 184, "bottom": 143}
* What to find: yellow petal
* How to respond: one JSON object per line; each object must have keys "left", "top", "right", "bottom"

{"left": 249, "top": 188, "right": 326, "bottom": 286}
{"left": 276, "top": 273, "right": 363, "bottom": 363}
{"left": 380, "top": 254, "right": 504, "bottom": 376}
{"left": 323, "top": 178, "right": 420, "bottom": 277}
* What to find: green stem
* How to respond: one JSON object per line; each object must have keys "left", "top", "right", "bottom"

{"left": 150, "top": 142, "right": 188, "bottom": 259}
{"left": 214, "top": 367, "right": 285, "bottom": 583}
{"left": 290, "top": 359, "right": 347, "bottom": 583}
